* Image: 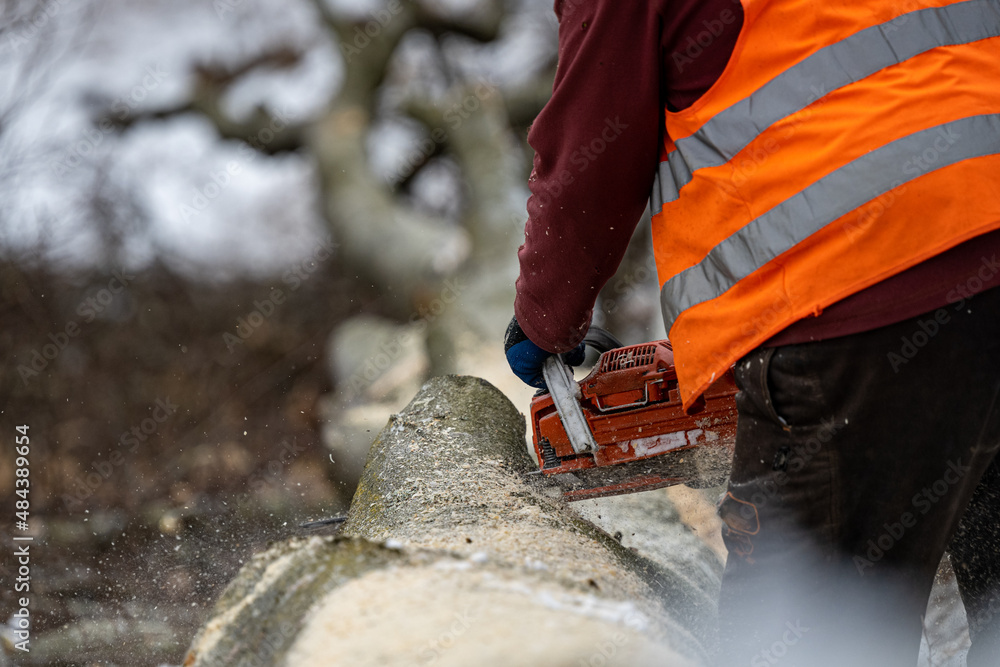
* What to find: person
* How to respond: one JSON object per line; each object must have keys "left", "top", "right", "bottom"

{"left": 504, "top": 0, "right": 1000, "bottom": 664}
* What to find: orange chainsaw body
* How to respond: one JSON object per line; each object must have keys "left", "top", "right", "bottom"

{"left": 530, "top": 340, "right": 739, "bottom": 500}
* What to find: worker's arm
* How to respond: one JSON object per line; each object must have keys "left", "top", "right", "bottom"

{"left": 514, "top": 0, "right": 663, "bottom": 354}
{"left": 508, "top": 0, "right": 742, "bottom": 391}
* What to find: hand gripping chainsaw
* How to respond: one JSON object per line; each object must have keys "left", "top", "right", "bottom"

{"left": 529, "top": 329, "right": 739, "bottom": 501}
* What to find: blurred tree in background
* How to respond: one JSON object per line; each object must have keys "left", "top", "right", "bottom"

{"left": 0, "top": 0, "right": 561, "bottom": 511}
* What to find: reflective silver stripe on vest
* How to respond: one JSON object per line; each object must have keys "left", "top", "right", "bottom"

{"left": 659, "top": 113, "right": 1000, "bottom": 329}
{"left": 650, "top": 0, "right": 1000, "bottom": 212}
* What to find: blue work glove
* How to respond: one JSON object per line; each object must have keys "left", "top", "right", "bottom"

{"left": 504, "top": 316, "right": 585, "bottom": 389}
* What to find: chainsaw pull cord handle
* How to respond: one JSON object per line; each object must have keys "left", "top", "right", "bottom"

{"left": 541, "top": 326, "right": 624, "bottom": 456}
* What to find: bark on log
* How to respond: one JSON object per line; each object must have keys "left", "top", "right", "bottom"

{"left": 184, "top": 376, "right": 720, "bottom": 666}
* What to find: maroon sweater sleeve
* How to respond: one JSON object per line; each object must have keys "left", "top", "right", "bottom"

{"left": 514, "top": 0, "right": 743, "bottom": 353}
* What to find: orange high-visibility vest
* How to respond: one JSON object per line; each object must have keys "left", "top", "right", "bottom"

{"left": 652, "top": 0, "right": 1000, "bottom": 411}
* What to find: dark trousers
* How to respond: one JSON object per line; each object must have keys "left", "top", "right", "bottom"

{"left": 716, "top": 286, "right": 1000, "bottom": 667}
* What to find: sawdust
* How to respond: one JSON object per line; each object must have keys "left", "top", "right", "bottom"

{"left": 572, "top": 488, "right": 723, "bottom": 601}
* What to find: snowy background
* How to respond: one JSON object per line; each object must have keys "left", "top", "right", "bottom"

{"left": 0, "top": 0, "right": 558, "bottom": 278}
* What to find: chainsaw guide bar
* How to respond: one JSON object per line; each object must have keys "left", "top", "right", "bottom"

{"left": 529, "top": 336, "right": 738, "bottom": 501}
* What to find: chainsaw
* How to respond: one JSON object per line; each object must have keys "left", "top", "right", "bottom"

{"left": 529, "top": 329, "right": 738, "bottom": 501}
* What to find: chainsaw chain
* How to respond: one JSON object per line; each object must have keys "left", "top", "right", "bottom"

{"left": 539, "top": 438, "right": 561, "bottom": 469}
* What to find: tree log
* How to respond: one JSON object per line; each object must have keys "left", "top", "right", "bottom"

{"left": 184, "top": 376, "right": 720, "bottom": 666}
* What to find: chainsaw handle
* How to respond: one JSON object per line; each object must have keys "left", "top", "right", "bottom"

{"left": 542, "top": 355, "right": 599, "bottom": 454}
{"left": 539, "top": 327, "right": 622, "bottom": 456}
{"left": 582, "top": 327, "right": 624, "bottom": 354}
